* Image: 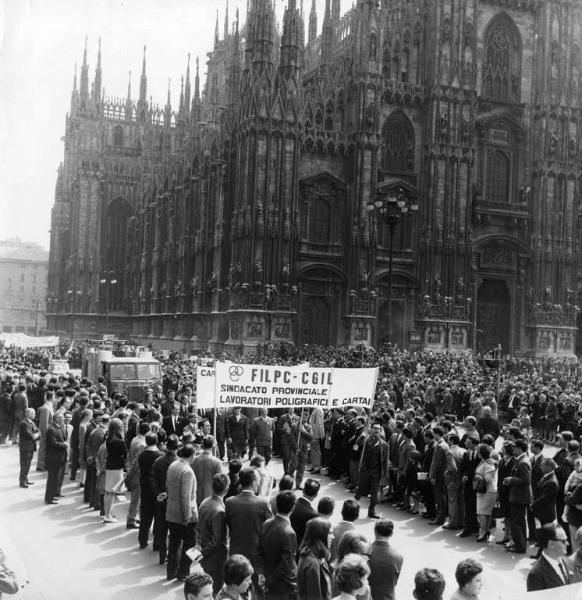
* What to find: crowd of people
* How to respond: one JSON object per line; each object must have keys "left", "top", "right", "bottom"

{"left": 2, "top": 341, "right": 582, "bottom": 599}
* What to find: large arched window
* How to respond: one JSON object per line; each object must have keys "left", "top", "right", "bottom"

{"left": 482, "top": 15, "right": 522, "bottom": 102}
{"left": 113, "top": 125, "right": 123, "bottom": 147}
{"left": 486, "top": 150, "right": 510, "bottom": 203}
{"left": 381, "top": 112, "right": 415, "bottom": 173}
{"left": 308, "top": 199, "right": 331, "bottom": 245}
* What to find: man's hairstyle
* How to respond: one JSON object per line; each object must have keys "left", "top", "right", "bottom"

{"left": 128, "top": 402, "right": 138, "bottom": 411}
{"left": 541, "top": 457, "right": 557, "bottom": 471}
{"left": 423, "top": 429, "right": 435, "bottom": 440}
{"left": 183, "top": 571, "right": 213, "bottom": 598}
{"left": 454, "top": 558, "right": 483, "bottom": 589}
{"left": 238, "top": 467, "right": 257, "bottom": 488}
{"left": 531, "top": 439, "right": 544, "bottom": 452}
{"left": 477, "top": 444, "right": 491, "bottom": 460}
{"left": 211, "top": 472, "right": 230, "bottom": 495}
{"left": 402, "top": 427, "right": 413, "bottom": 439}
{"left": 202, "top": 436, "right": 214, "bottom": 450}
{"left": 374, "top": 519, "right": 394, "bottom": 537}
{"left": 223, "top": 554, "right": 253, "bottom": 586}
{"left": 432, "top": 425, "right": 444, "bottom": 437}
{"left": 515, "top": 438, "right": 529, "bottom": 453}
{"left": 228, "top": 458, "right": 243, "bottom": 475}
{"left": 413, "top": 568, "right": 446, "bottom": 600}
{"left": 278, "top": 474, "right": 294, "bottom": 491}
{"left": 145, "top": 432, "right": 158, "bottom": 446}
{"left": 568, "top": 440, "right": 580, "bottom": 453}
{"left": 276, "top": 490, "right": 296, "bottom": 514}
{"left": 447, "top": 433, "right": 460, "bottom": 445}
{"left": 466, "top": 435, "right": 479, "bottom": 447}
{"left": 138, "top": 422, "right": 150, "bottom": 436}
{"left": 317, "top": 496, "right": 335, "bottom": 517}
{"left": 465, "top": 416, "right": 476, "bottom": 426}
{"left": 249, "top": 454, "right": 265, "bottom": 468}
{"left": 538, "top": 523, "right": 564, "bottom": 549}
{"left": 341, "top": 499, "right": 361, "bottom": 522}
{"left": 303, "top": 478, "right": 321, "bottom": 498}
{"left": 177, "top": 445, "right": 195, "bottom": 459}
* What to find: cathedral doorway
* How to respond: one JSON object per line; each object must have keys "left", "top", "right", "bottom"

{"left": 300, "top": 296, "right": 331, "bottom": 345}
{"left": 476, "top": 279, "right": 510, "bottom": 353}
{"left": 297, "top": 266, "right": 344, "bottom": 345}
{"left": 377, "top": 301, "right": 405, "bottom": 349}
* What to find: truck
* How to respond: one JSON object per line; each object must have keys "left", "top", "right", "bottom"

{"left": 82, "top": 348, "right": 162, "bottom": 402}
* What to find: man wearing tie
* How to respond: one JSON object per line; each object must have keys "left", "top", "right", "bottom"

{"left": 527, "top": 524, "right": 573, "bottom": 591}
{"left": 44, "top": 413, "right": 69, "bottom": 504}
{"left": 163, "top": 403, "right": 184, "bottom": 438}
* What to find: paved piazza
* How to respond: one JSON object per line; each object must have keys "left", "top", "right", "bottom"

{"left": 0, "top": 444, "right": 542, "bottom": 600}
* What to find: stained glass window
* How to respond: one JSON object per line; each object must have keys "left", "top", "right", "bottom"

{"left": 483, "top": 17, "right": 521, "bottom": 102}
{"left": 381, "top": 112, "right": 415, "bottom": 172}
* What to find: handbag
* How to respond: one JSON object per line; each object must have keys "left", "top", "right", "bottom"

{"left": 472, "top": 473, "right": 487, "bottom": 494}
{"left": 492, "top": 500, "right": 504, "bottom": 519}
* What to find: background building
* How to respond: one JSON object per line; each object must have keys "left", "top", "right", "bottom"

{"left": 0, "top": 239, "right": 48, "bottom": 335}
{"left": 47, "top": 0, "right": 582, "bottom": 355}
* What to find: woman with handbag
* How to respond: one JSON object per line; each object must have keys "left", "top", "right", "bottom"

{"left": 474, "top": 444, "right": 498, "bottom": 542}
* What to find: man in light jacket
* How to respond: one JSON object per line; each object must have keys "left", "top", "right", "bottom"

{"left": 165, "top": 444, "right": 198, "bottom": 581}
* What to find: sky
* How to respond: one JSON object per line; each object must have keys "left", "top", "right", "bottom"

{"left": 0, "top": 0, "right": 333, "bottom": 251}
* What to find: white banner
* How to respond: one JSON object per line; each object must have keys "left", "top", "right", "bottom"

{"left": 196, "top": 365, "right": 217, "bottom": 409}
{"left": 0, "top": 333, "right": 59, "bottom": 348}
{"left": 197, "top": 363, "right": 378, "bottom": 409}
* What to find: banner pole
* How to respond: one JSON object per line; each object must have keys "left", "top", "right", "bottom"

{"left": 297, "top": 407, "right": 304, "bottom": 447}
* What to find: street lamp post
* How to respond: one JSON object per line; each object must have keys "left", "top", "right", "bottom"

{"left": 367, "top": 187, "right": 419, "bottom": 346}
{"left": 99, "top": 271, "right": 118, "bottom": 334}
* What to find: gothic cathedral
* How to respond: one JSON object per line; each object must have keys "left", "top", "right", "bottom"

{"left": 47, "top": 0, "right": 582, "bottom": 356}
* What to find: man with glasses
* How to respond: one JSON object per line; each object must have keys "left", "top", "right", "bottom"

{"left": 527, "top": 523, "right": 573, "bottom": 591}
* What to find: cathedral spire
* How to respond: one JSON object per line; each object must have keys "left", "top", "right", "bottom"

{"left": 70, "top": 63, "right": 79, "bottom": 113}
{"left": 280, "top": 0, "right": 304, "bottom": 77}
{"left": 185, "top": 54, "right": 191, "bottom": 115}
{"left": 308, "top": 0, "right": 317, "bottom": 44}
{"left": 125, "top": 70, "right": 133, "bottom": 119}
{"left": 215, "top": 10, "right": 220, "bottom": 46}
{"left": 127, "top": 70, "right": 132, "bottom": 100}
{"left": 321, "top": 0, "right": 333, "bottom": 64}
{"left": 139, "top": 45, "right": 147, "bottom": 102}
{"left": 224, "top": 0, "right": 229, "bottom": 41}
{"left": 93, "top": 37, "right": 102, "bottom": 102}
{"left": 194, "top": 56, "right": 200, "bottom": 103}
{"left": 179, "top": 75, "right": 185, "bottom": 116}
{"left": 250, "top": 0, "right": 276, "bottom": 71}
{"left": 80, "top": 36, "right": 89, "bottom": 98}
{"left": 165, "top": 78, "right": 172, "bottom": 125}
{"left": 332, "top": 0, "right": 340, "bottom": 21}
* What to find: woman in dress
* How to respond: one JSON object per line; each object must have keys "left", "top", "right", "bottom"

{"left": 474, "top": 444, "right": 497, "bottom": 542}
{"left": 332, "top": 553, "right": 371, "bottom": 600}
{"left": 103, "top": 418, "right": 127, "bottom": 523}
{"left": 297, "top": 517, "right": 333, "bottom": 600}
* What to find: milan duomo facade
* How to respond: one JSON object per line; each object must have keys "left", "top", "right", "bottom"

{"left": 47, "top": 0, "right": 582, "bottom": 356}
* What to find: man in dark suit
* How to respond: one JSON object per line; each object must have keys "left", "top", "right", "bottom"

{"left": 226, "top": 406, "right": 249, "bottom": 459}
{"left": 356, "top": 422, "right": 390, "bottom": 519}
{"left": 18, "top": 408, "right": 39, "bottom": 488}
{"left": 162, "top": 403, "right": 184, "bottom": 438}
{"left": 44, "top": 413, "right": 68, "bottom": 504}
{"left": 192, "top": 436, "right": 223, "bottom": 506}
{"left": 459, "top": 435, "right": 480, "bottom": 537}
{"left": 199, "top": 472, "right": 230, "bottom": 595}
{"left": 260, "top": 490, "right": 298, "bottom": 599}
{"left": 330, "top": 499, "right": 360, "bottom": 563}
{"left": 530, "top": 457, "right": 560, "bottom": 559}
{"left": 10, "top": 383, "right": 28, "bottom": 444}
{"left": 504, "top": 438, "right": 532, "bottom": 553}
{"left": 369, "top": 519, "right": 404, "bottom": 600}
{"left": 290, "top": 478, "right": 320, "bottom": 547}
{"left": 528, "top": 439, "right": 545, "bottom": 541}
{"left": 428, "top": 426, "right": 448, "bottom": 525}
{"left": 419, "top": 429, "right": 436, "bottom": 519}
{"left": 225, "top": 467, "right": 272, "bottom": 594}
{"left": 527, "top": 523, "right": 573, "bottom": 591}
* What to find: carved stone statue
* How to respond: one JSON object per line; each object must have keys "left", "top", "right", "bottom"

{"left": 433, "top": 277, "right": 442, "bottom": 302}
{"left": 455, "top": 277, "right": 465, "bottom": 303}
{"left": 281, "top": 263, "right": 290, "bottom": 289}
{"left": 254, "top": 261, "right": 263, "bottom": 289}
{"left": 190, "top": 274, "right": 200, "bottom": 295}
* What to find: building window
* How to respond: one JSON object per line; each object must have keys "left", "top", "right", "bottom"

{"left": 2, "top": 326, "right": 11, "bottom": 333}
{"left": 20, "top": 285, "right": 24, "bottom": 293}
{"left": 20, "top": 273, "right": 25, "bottom": 282}
{"left": 381, "top": 112, "right": 415, "bottom": 173}
{"left": 486, "top": 149, "right": 510, "bottom": 203}
{"left": 308, "top": 199, "right": 331, "bottom": 245}
{"left": 482, "top": 16, "right": 522, "bottom": 102}
{"left": 114, "top": 125, "right": 123, "bottom": 147}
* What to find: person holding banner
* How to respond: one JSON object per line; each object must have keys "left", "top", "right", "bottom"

{"left": 280, "top": 408, "right": 300, "bottom": 477}
{"left": 251, "top": 408, "right": 275, "bottom": 465}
